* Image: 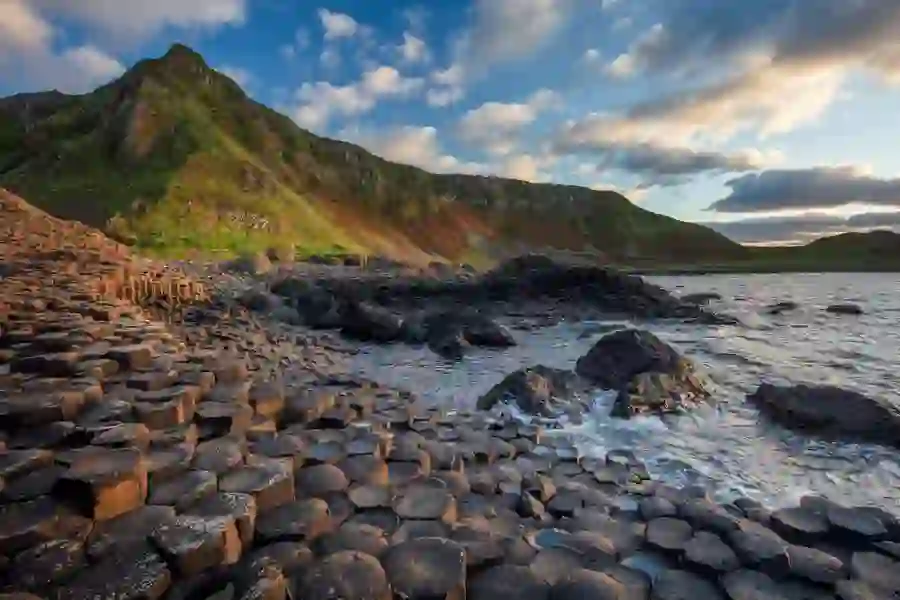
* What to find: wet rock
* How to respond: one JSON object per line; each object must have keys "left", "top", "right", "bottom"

{"left": 339, "top": 301, "right": 404, "bottom": 343}
{"left": 423, "top": 309, "right": 517, "bottom": 348}
{"left": 747, "top": 383, "right": 900, "bottom": 446}
{"left": 53, "top": 447, "right": 147, "bottom": 521}
{"left": 295, "top": 464, "right": 349, "bottom": 497}
{"left": 681, "top": 292, "right": 722, "bottom": 305}
{"left": 682, "top": 531, "right": 740, "bottom": 576}
{"left": 296, "top": 550, "right": 391, "bottom": 600}
{"left": 646, "top": 518, "right": 693, "bottom": 555}
{"left": 651, "top": 569, "right": 724, "bottom": 600}
{"left": 314, "top": 522, "right": 389, "bottom": 557}
{"left": 254, "top": 498, "right": 332, "bottom": 544}
{"left": 727, "top": 520, "right": 790, "bottom": 573}
{"left": 428, "top": 329, "right": 469, "bottom": 360}
{"left": 850, "top": 552, "right": 900, "bottom": 596}
{"left": 392, "top": 485, "right": 457, "bottom": 523}
{"left": 827, "top": 505, "right": 889, "bottom": 544}
{"left": 185, "top": 492, "right": 257, "bottom": 549}
{"left": 552, "top": 568, "right": 625, "bottom": 600}
{"left": 770, "top": 507, "right": 830, "bottom": 544}
{"left": 383, "top": 537, "right": 466, "bottom": 600}
{"left": 86, "top": 505, "right": 176, "bottom": 558}
{"left": 786, "top": 545, "right": 847, "bottom": 584}
{"left": 476, "top": 366, "right": 583, "bottom": 416}
{"left": 148, "top": 469, "right": 217, "bottom": 511}
{"left": 57, "top": 541, "right": 171, "bottom": 600}
{"left": 574, "top": 329, "right": 709, "bottom": 418}
{"left": 766, "top": 301, "right": 798, "bottom": 315}
{"left": 680, "top": 498, "right": 740, "bottom": 535}
{"left": 219, "top": 463, "right": 294, "bottom": 512}
{"left": 151, "top": 514, "right": 242, "bottom": 576}
{"left": 826, "top": 303, "right": 863, "bottom": 315}
{"left": 468, "top": 564, "right": 550, "bottom": 600}
{"left": 11, "top": 538, "right": 87, "bottom": 592}
{"left": 721, "top": 569, "right": 785, "bottom": 600}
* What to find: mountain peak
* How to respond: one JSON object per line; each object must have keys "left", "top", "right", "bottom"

{"left": 162, "top": 43, "right": 206, "bottom": 63}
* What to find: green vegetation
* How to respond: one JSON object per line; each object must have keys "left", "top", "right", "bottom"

{"left": 2, "top": 43, "right": 898, "bottom": 271}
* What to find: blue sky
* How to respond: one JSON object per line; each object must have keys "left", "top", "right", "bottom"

{"left": 3, "top": 0, "right": 900, "bottom": 244}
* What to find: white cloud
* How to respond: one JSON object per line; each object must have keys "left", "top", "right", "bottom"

{"left": 317, "top": 8, "right": 358, "bottom": 40}
{"left": 466, "top": 0, "right": 571, "bottom": 66}
{"left": 0, "top": 0, "right": 53, "bottom": 51}
{"left": 61, "top": 46, "right": 125, "bottom": 82}
{"left": 291, "top": 66, "right": 424, "bottom": 131}
{"left": 458, "top": 89, "right": 561, "bottom": 155}
{"left": 425, "top": 63, "right": 466, "bottom": 107}
{"left": 34, "top": 0, "right": 246, "bottom": 39}
{"left": 399, "top": 32, "right": 429, "bottom": 64}
{"left": 217, "top": 65, "right": 252, "bottom": 88}
{"left": 340, "top": 125, "right": 486, "bottom": 175}
{"left": 496, "top": 154, "right": 555, "bottom": 182}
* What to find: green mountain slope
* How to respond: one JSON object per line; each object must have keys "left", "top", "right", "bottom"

{"left": 0, "top": 43, "right": 748, "bottom": 265}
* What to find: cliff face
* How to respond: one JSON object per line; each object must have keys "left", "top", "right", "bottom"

{"left": 0, "top": 43, "right": 747, "bottom": 265}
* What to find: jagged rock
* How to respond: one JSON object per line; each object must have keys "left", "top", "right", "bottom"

{"left": 575, "top": 329, "right": 709, "bottom": 418}
{"left": 476, "top": 365, "right": 582, "bottom": 416}
{"left": 748, "top": 383, "right": 900, "bottom": 446}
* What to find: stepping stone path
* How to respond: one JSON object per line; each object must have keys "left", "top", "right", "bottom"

{"left": 0, "top": 188, "right": 899, "bottom": 599}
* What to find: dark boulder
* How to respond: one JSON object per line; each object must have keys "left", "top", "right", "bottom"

{"left": 680, "top": 292, "right": 722, "bottom": 305}
{"left": 339, "top": 301, "right": 404, "bottom": 342}
{"left": 427, "top": 330, "right": 469, "bottom": 361}
{"left": 747, "top": 383, "right": 900, "bottom": 446}
{"left": 423, "top": 309, "right": 516, "bottom": 348}
{"left": 574, "top": 329, "right": 709, "bottom": 418}
{"left": 826, "top": 303, "right": 864, "bottom": 315}
{"left": 477, "top": 365, "right": 583, "bottom": 416}
{"left": 765, "top": 301, "right": 798, "bottom": 315}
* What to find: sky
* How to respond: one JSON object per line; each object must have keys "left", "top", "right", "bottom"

{"left": 3, "top": 0, "right": 900, "bottom": 245}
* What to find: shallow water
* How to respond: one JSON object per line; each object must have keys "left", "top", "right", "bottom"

{"left": 349, "top": 273, "right": 900, "bottom": 514}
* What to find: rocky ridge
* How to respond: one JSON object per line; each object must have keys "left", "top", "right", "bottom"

{"left": 0, "top": 193, "right": 899, "bottom": 600}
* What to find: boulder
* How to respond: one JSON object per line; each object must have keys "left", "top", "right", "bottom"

{"left": 339, "top": 301, "right": 404, "bottom": 343}
{"left": 765, "top": 301, "right": 798, "bottom": 315}
{"left": 227, "top": 253, "right": 272, "bottom": 276}
{"left": 680, "top": 292, "right": 722, "bottom": 305}
{"left": 427, "top": 330, "right": 469, "bottom": 361}
{"left": 574, "top": 329, "right": 709, "bottom": 418}
{"left": 476, "top": 365, "right": 582, "bottom": 416}
{"left": 826, "top": 303, "right": 864, "bottom": 315}
{"left": 423, "top": 309, "right": 517, "bottom": 348}
{"left": 747, "top": 383, "right": 900, "bottom": 446}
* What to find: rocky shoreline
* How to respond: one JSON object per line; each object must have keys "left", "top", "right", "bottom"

{"left": 1, "top": 195, "right": 899, "bottom": 600}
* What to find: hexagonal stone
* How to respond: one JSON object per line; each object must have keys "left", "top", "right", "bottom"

{"left": 786, "top": 545, "right": 846, "bottom": 584}
{"left": 827, "top": 506, "right": 889, "bottom": 543}
{"left": 250, "top": 435, "right": 305, "bottom": 471}
{"left": 553, "top": 568, "right": 626, "bottom": 600}
{"left": 296, "top": 550, "right": 390, "bottom": 600}
{"left": 133, "top": 387, "right": 198, "bottom": 430}
{"left": 348, "top": 485, "right": 393, "bottom": 510}
{"left": 468, "top": 565, "right": 549, "bottom": 600}
{"left": 249, "top": 382, "right": 285, "bottom": 419}
{"left": 193, "top": 437, "right": 244, "bottom": 474}
{"left": 641, "top": 497, "right": 677, "bottom": 520}
{"left": 681, "top": 531, "right": 740, "bottom": 576}
{"left": 383, "top": 537, "right": 466, "bottom": 600}
{"left": 726, "top": 521, "right": 790, "bottom": 572}
{"left": 1, "top": 391, "right": 86, "bottom": 427}
{"left": 339, "top": 456, "right": 389, "bottom": 485}
{"left": 529, "top": 547, "right": 584, "bottom": 585}
{"left": 721, "top": 569, "right": 785, "bottom": 600}
{"left": 10, "top": 352, "right": 81, "bottom": 377}
{"left": 680, "top": 499, "right": 740, "bottom": 535}
{"left": 195, "top": 402, "right": 253, "bottom": 437}
{"left": 0, "top": 449, "right": 54, "bottom": 479}
{"left": 651, "top": 569, "right": 723, "bottom": 600}
{"left": 146, "top": 444, "right": 194, "bottom": 486}
{"left": 314, "top": 522, "right": 389, "bottom": 557}
{"left": 106, "top": 344, "right": 155, "bottom": 370}
{"left": 86, "top": 505, "right": 176, "bottom": 559}
{"left": 646, "top": 519, "right": 693, "bottom": 555}
{"left": 53, "top": 448, "right": 147, "bottom": 521}
{"left": 295, "top": 464, "right": 349, "bottom": 498}
{"left": 255, "top": 498, "right": 332, "bottom": 544}
{"left": 148, "top": 469, "right": 217, "bottom": 511}
{"left": 393, "top": 485, "right": 458, "bottom": 523}
{"left": 283, "top": 390, "right": 336, "bottom": 425}
{"left": 10, "top": 538, "right": 87, "bottom": 592}
{"left": 850, "top": 552, "right": 900, "bottom": 595}
{"left": 92, "top": 423, "right": 151, "bottom": 451}
{"left": 219, "top": 463, "right": 294, "bottom": 513}
{"left": 0, "top": 463, "right": 65, "bottom": 502}
{"left": 151, "top": 514, "right": 242, "bottom": 576}
{"left": 56, "top": 541, "right": 171, "bottom": 600}
{"left": 185, "top": 492, "right": 257, "bottom": 549}
{"left": 770, "top": 507, "right": 829, "bottom": 544}
{"left": 127, "top": 371, "right": 178, "bottom": 392}
{"left": 242, "top": 541, "right": 313, "bottom": 576}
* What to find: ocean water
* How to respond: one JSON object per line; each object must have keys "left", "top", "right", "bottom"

{"left": 349, "top": 273, "right": 900, "bottom": 514}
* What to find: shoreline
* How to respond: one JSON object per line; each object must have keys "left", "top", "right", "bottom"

{"left": 1, "top": 202, "right": 899, "bottom": 599}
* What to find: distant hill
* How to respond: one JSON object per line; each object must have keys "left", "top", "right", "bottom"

{"left": 0, "top": 43, "right": 747, "bottom": 266}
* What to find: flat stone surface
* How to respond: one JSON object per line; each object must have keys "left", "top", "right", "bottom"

{"left": 314, "top": 522, "right": 389, "bottom": 557}
{"left": 151, "top": 514, "right": 242, "bottom": 577}
{"left": 786, "top": 545, "right": 847, "bottom": 584}
{"left": 468, "top": 564, "right": 550, "bottom": 600}
{"left": 296, "top": 550, "right": 391, "bottom": 600}
{"left": 11, "top": 538, "right": 87, "bottom": 592}
{"left": 552, "top": 569, "right": 625, "bottom": 600}
{"left": 0, "top": 496, "right": 92, "bottom": 556}
{"left": 850, "top": 551, "right": 900, "bottom": 595}
{"left": 148, "top": 469, "right": 217, "bottom": 511}
{"left": 185, "top": 492, "right": 257, "bottom": 548}
{"left": 254, "top": 498, "right": 332, "bottom": 544}
{"left": 646, "top": 518, "right": 693, "bottom": 554}
{"left": 393, "top": 485, "right": 457, "bottom": 522}
{"left": 192, "top": 437, "right": 244, "bottom": 474}
{"left": 338, "top": 455, "right": 389, "bottom": 485}
{"left": 771, "top": 507, "right": 829, "bottom": 543}
{"left": 348, "top": 485, "right": 393, "bottom": 510}
{"left": 383, "top": 537, "right": 467, "bottom": 600}
{"left": 56, "top": 541, "right": 171, "bottom": 600}
{"left": 53, "top": 447, "right": 147, "bottom": 521}
{"left": 651, "top": 569, "right": 724, "bottom": 600}
{"left": 682, "top": 531, "right": 740, "bottom": 575}
{"left": 727, "top": 521, "right": 790, "bottom": 572}
{"left": 219, "top": 463, "right": 294, "bottom": 512}
{"left": 295, "top": 464, "right": 349, "bottom": 497}
{"left": 721, "top": 569, "right": 787, "bottom": 600}
{"left": 86, "top": 505, "right": 176, "bottom": 558}
{"left": 641, "top": 497, "right": 677, "bottom": 520}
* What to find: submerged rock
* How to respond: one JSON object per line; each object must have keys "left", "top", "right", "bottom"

{"left": 826, "top": 303, "right": 864, "bottom": 315}
{"left": 747, "top": 383, "right": 900, "bottom": 446}
{"left": 574, "top": 329, "right": 709, "bottom": 418}
{"left": 476, "top": 365, "right": 583, "bottom": 416}
{"left": 765, "top": 301, "right": 798, "bottom": 315}
{"left": 680, "top": 292, "right": 722, "bottom": 305}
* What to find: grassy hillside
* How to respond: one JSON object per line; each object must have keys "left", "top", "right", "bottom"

{"left": 0, "top": 43, "right": 748, "bottom": 265}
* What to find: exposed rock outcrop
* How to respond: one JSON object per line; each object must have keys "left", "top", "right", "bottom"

{"left": 748, "top": 383, "right": 900, "bottom": 446}
{"left": 575, "top": 329, "right": 710, "bottom": 418}
{"left": 476, "top": 366, "right": 584, "bottom": 416}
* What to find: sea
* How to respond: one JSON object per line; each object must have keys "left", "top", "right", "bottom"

{"left": 349, "top": 272, "right": 900, "bottom": 515}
